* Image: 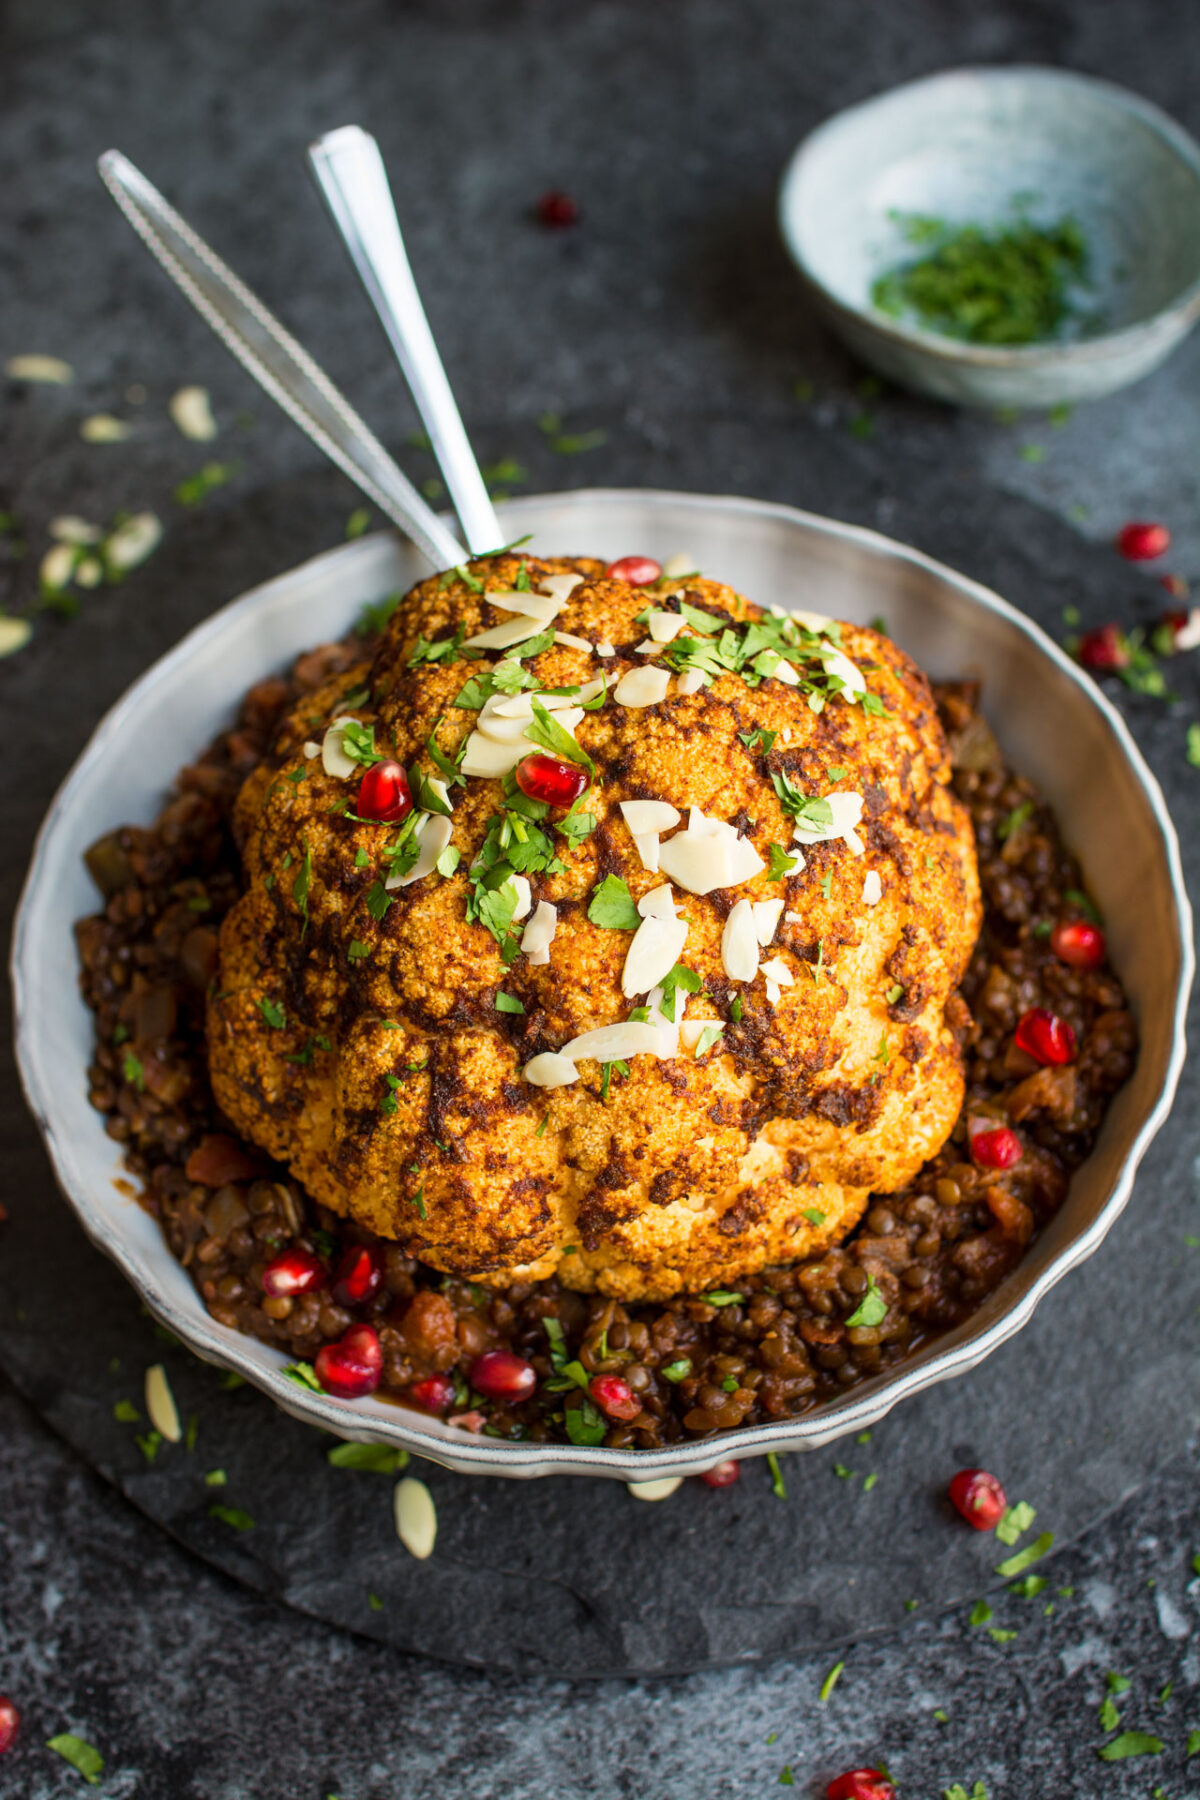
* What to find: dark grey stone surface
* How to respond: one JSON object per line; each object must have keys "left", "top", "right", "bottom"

{"left": 2, "top": 0, "right": 1200, "bottom": 1794}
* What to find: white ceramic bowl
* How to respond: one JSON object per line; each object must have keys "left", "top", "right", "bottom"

{"left": 779, "top": 67, "right": 1200, "bottom": 407}
{"left": 12, "top": 489, "right": 1192, "bottom": 1480}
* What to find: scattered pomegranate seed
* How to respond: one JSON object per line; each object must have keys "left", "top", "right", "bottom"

{"left": 1014, "top": 1007, "right": 1076, "bottom": 1066}
{"left": 1160, "top": 573, "right": 1190, "bottom": 601}
{"left": 262, "top": 1246, "right": 327, "bottom": 1297}
{"left": 185, "top": 1133, "right": 261, "bottom": 1186}
{"left": 1050, "top": 918, "right": 1105, "bottom": 970}
{"left": 605, "top": 555, "right": 662, "bottom": 586}
{"left": 1116, "top": 519, "right": 1170, "bottom": 561}
{"left": 332, "top": 1243, "right": 385, "bottom": 1308}
{"left": 0, "top": 1698, "right": 17, "bottom": 1754}
{"left": 408, "top": 1372, "right": 456, "bottom": 1413}
{"left": 468, "top": 1349, "right": 537, "bottom": 1403}
{"left": 516, "top": 753, "right": 590, "bottom": 809}
{"left": 948, "top": 1466, "right": 1008, "bottom": 1530}
{"left": 588, "top": 1374, "right": 641, "bottom": 1420}
{"left": 970, "top": 1125, "right": 1022, "bottom": 1170}
{"left": 536, "top": 190, "right": 579, "bottom": 228}
{"left": 1076, "top": 624, "right": 1129, "bottom": 671}
{"left": 699, "top": 1459, "right": 741, "bottom": 1488}
{"left": 356, "top": 759, "right": 412, "bottom": 824}
{"left": 314, "top": 1323, "right": 383, "bottom": 1399}
{"left": 826, "top": 1771, "right": 895, "bottom": 1800}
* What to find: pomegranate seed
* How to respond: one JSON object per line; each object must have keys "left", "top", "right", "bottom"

{"left": 948, "top": 1466, "right": 1008, "bottom": 1530}
{"left": 185, "top": 1133, "right": 261, "bottom": 1186}
{"left": 314, "top": 1323, "right": 382, "bottom": 1399}
{"left": 1050, "top": 918, "right": 1105, "bottom": 970}
{"left": 1076, "top": 624, "right": 1129, "bottom": 671}
{"left": 469, "top": 1349, "right": 537, "bottom": 1403}
{"left": 699, "top": 1459, "right": 741, "bottom": 1488}
{"left": 537, "top": 189, "right": 579, "bottom": 228}
{"left": 1014, "top": 1007, "right": 1076, "bottom": 1066}
{"left": 1116, "top": 519, "right": 1170, "bottom": 561}
{"left": 0, "top": 1698, "right": 17, "bottom": 1755}
{"left": 262, "top": 1246, "right": 327, "bottom": 1297}
{"left": 332, "top": 1243, "right": 385, "bottom": 1307}
{"left": 356, "top": 759, "right": 412, "bottom": 824}
{"left": 1160, "top": 573, "right": 1190, "bottom": 601}
{"left": 970, "top": 1125, "right": 1022, "bottom": 1170}
{"left": 588, "top": 1374, "right": 640, "bottom": 1420}
{"left": 409, "top": 1372, "right": 456, "bottom": 1413}
{"left": 827, "top": 1771, "right": 895, "bottom": 1800}
{"left": 515, "top": 753, "right": 590, "bottom": 809}
{"left": 605, "top": 555, "right": 662, "bottom": 586}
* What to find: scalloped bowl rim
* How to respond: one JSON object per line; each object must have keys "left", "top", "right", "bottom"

{"left": 11, "top": 487, "right": 1192, "bottom": 1481}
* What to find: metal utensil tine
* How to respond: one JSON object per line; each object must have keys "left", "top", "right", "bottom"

{"left": 97, "top": 149, "right": 465, "bottom": 573}
{"left": 307, "top": 126, "right": 505, "bottom": 556}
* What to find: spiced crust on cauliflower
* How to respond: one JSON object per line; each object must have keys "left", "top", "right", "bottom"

{"left": 207, "top": 553, "right": 981, "bottom": 1301}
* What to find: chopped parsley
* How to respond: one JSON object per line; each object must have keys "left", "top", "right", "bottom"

{"left": 968, "top": 1599, "right": 992, "bottom": 1626}
{"left": 729, "top": 995, "right": 743, "bottom": 1023}
{"left": 994, "top": 1531, "right": 1054, "bottom": 1578}
{"left": 46, "top": 1735, "right": 105, "bottom": 1786}
{"left": 564, "top": 1396, "right": 607, "bottom": 1445}
{"left": 344, "top": 506, "right": 371, "bottom": 539}
{"left": 660, "top": 1358, "right": 692, "bottom": 1383}
{"left": 134, "top": 1430, "right": 162, "bottom": 1463}
{"left": 365, "top": 881, "right": 392, "bottom": 923}
{"left": 1098, "top": 1696, "right": 1121, "bottom": 1732}
{"left": 347, "top": 939, "right": 371, "bottom": 962}
{"left": 257, "top": 997, "right": 286, "bottom": 1029}
{"left": 409, "top": 1186, "right": 427, "bottom": 1220}
{"left": 208, "top": 1504, "right": 255, "bottom": 1532}
{"left": 282, "top": 1361, "right": 322, "bottom": 1390}
{"left": 770, "top": 769, "right": 834, "bottom": 831}
{"left": 995, "top": 1499, "right": 1036, "bottom": 1545}
{"left": 826, "top": 766, "right": 847, "bottom": 781}
{"left": 338, "top": 719, "right": 387, "bottom": 769}
{"left": 738, "top": 727, "right": 778, "bottom": 753}
{"left": 998, "top": 799, "right": 1034, "bottom": 841}
{"left": 354, "top": 847, "right": 370, "bottom": 868}
{"left": 587, "top": 874, "right": 641, "bottom": 930}
{"left": 436, "top": 844, "right": 461, "bottom": 878}
{"left": 174, "top": 460, "right": 238, "bottom": 506}
{"left": 845, "top": 1275, "right": 887, "bottom": 1328}
{"left": 1096, "top": 1733, "right": 1163, "bottom": 1762}
{"left": 495, "top": 992, "right": 525, "bottom": 1014}
{"left": 767, "top": 1451, "right": 786, "bottom": 1498}
{"left": 599, "top": 1058, "right": 630, "bottom": 1102}
{"left": 702, "top": 1290, "right": 743, "bottom": 1307}
{"left": 292, "top": 843, "right": 312, "bottom": 933}
{"left": 1188, "top": 722, "right": 1200, "bottom": 768}
{"left": 766, "top": 842, "right": 799, "bottom": 880}
{"left": 112, "top": 1399, "right": 140, "bottom": 1423}
{"left": 818, "top": 1660, "right": 844, "bottom": 1702}
{"left": 204, "top": 1469, "right": 227, "bottom": 1486}
{"left": 694, "top": 1023, "right": 725, "bottom": 1057}
{"left": 122, "top": 1049, "right": 145, "bottom": 1091}
{"left": 885, "top": 983, "right": 905, "bottom": 1005}
{"left": 802, "top": 1208, "right": 826, "bottom": 1226}
{"left": 326, "top": 1441, "right": 409, "bottom": 1473}
{"left": 526, "top": 697, "right": 595, "bottom": 775}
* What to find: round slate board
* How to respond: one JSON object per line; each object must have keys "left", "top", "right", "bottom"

{"left": 4, "top": 426, "right": 1198, "bottom": 1676}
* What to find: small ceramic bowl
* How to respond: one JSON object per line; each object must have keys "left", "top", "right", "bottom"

{"left": 12, "top": 489, "right": 1193, "bottom": 1480}
{"left": 779, "top": 67, "right": 1200, "bottom": 407}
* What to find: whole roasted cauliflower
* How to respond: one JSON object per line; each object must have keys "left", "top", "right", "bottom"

{"left": 208, "top": 552, "right": 980, "bottom": 1300}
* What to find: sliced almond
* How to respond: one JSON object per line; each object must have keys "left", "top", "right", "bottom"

{"left": 721, "top": 898, "right": 760, "bottom": 982}
{"left": 614, "top": 666, "right": 671, "bottom": 708}
{"left": 620, "top": 800, "right": 681, "bottom": 836}
{"left": 772, "top": 658, "right": 800, "bottom": 686}
{"left": 636, "top": 884, "right": 677, "bottom": 920}
{"left": 792, "top": 608, "right": 834, "bottom": 633}
{"left": 144, "top": 1363, "right": 181, "bottom": 1442}
{"left": 675, "top": 668, "right": 708, "bottom": 695}
{"left": 679, "top": 1017, "right": 723, "bottom": 1053}
{"left": 521, "top": 900, "right": 558, "bottom": 964}
{"left": 725, "top": 834, "right": 766, "bottom": 885}
{"left": 169, "top": 385, "right": 218, "bottom": 441}
{"left": 760, "top": 956, "right": 794, "bottom": 987}
{"left": 0, "top": 617, "right": 32, "bottom": 659}
{"left": 485, "top": 588, "right": 561, "bottom": 625}
{"left": 39, "top": 543, "right": 77, "bottom": 591}
{"left": 751, "top": 898, "right": 785, "bottom": 945}
{"left": 792, "top": 791, "right": 865, "bottom": 846}
{"left": 80, "top": 413, "right": 132, "bottom": 442}
{"left": 476, "top": 707, "right": 539, "bottom": 745}
{"left": 819, "top": 644, "right": 866, "bottom": 702}
{"left": 103, "top": 511, "right": 162, "bottom": 574}
{"left": 321, "top": 715, "right": 360, "bottom": 779}
{"left": 386, "top": 814, "right": 453, "bottom": 889}
{"left": 627, "top": 1476, "right": 683, "bottom": 1501}
{"left": 538, "top": 572, "right": 585, "bottom": 603}
{"left": 662, "top": 553, "right": 695, "bottom": 578}
{"left": 554, "top": 631, "right": 593, "bottom": 653}
{"left": 622, "top": 913, "right": 689, "bottom": 999}
{"left": 509, "top": 875, "right": 533, "bottom": 921}
{"left": 74, "top": 556, "right": 103, "bottom": 589}
{"left": 632, "top": 832, "right": 661, "bottom": 873}
{"left": 658, "top": 830, "right": 732, "bottom": 895}
{"left": 784, "top": 909, "right": 804, "bottom": 923}
{"left": 862, "top": 870, "right": 883, "bottom": 906}
{"left": 460, "top": 731, "right": 525, "bottom": 777}
{"left": 394, "top": 1476, "right": 437, "bottom": 1559}
{"left": 463, "top": 615, "right": 547, "bottom": 651}
{"left": 523, "top": 1052, "right": 579, "bottom": 1087}
{"left": 635, "top": 638, "right": 664, "bottom": 657}
{"left": 647, "top": 610, "right": 689, "bottom": 643}
{"left": 49, "top": 515, "right": 102, "bottom": 545}
{"left": 596, "top": 640, "right": 617, "bottom": 658}
{"left": 561, "top": 1021, "right": 667, "bottom": 1062}
{"left": 6, "top": 353, "right": 73, "bottom": 383}
{"left": 303, "top": 740, "right": 321, "bottom": 759}
{"left": 764, "top": 979, "right": 781, "bottom": 1006}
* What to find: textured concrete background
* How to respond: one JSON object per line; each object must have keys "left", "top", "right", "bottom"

{"left": 2, "top": 1, "right": 1199, "bottom": 1795}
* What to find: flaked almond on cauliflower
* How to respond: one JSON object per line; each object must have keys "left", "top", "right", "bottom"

{"left": 207, "top": 552, "right": 980, "bottom": 1301}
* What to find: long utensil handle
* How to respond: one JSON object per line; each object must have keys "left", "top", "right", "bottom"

{"left": 97, "top": 149, "right": 465, "bottom": 573}
{"left": 307, "top": 126, "right": 504, "bottom": 556}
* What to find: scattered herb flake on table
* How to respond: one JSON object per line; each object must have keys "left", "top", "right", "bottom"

{"left": 995, "top": 1531, "right": 1053, "bottom": 1578}
{"left": 995, "top": 1499, "right": 1036, "bottom": 1545}
{"left": 818, "top": 1660, "right": 844, "bottom": 1702}
{"left": 46, "top": 1733, "right": 105, "bottom": 1785}
{"left": 1097, "top": 1731, "right": 1163, "bottom": 1761}
{"left": 208, "top": 1504, "right": 255, "bottom": 1532}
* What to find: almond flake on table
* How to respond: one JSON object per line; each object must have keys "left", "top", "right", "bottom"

{"left": 144, "top": 1363, "right": 181, "bottom": 1442}
{"left": 80, "top": 412, "right": 132, "bottom": 442}
{"left": 614, "top": 665, "right": 671, "bottom": 707}
{"left": 5, "top": 353, "right": 73, "bottom": 383}
{"left": 627, "top": 1475, "right": 683, "bottom": 1501}
{"left": 40, "top": 543, "right": 77, "bottom": 591}
{"left": 394, "top": 1476, "right": 438, "bottom": 1559}
{"left": 103, "top": 511, "right": 162, "bottom": 575}
{"left": 49, "top": 515, "right": 102, "bottom": 545}
{"left": 0, "top": 616, "right": 33, "bottom": 658}
{"left": 522, "top": 1051, "right": 578, "bottom": 1087}
{"left": 169, "top": 385, "right": 218, "bottom": 441}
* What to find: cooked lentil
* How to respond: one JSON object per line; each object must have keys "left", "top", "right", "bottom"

{"left": 75, "top": 638, "right": 1135, "bottom": 1448}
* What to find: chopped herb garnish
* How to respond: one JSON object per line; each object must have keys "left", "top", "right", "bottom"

{"left": 344, "top": 506, "right": 371, "bottom": 539}
{"left": 174, "top": 460, "right": 239, "bottom": 506}
{"left": 368, "top": 1592, "right": 384, "bottom": 1611}
{"left": 845, "top": 1275, "right": 887, "bottom": 1328}
{"left": 738, "top": 727, "right": 778, "bottom": 753}
{"left": 282, "top": 1361, "right": 322, "bottom": 1391}
{"left": 995, "top": 1500, "right": 1036, "bottom": 1546}
{"left": 409, "top": 1186, "right": 427, "bottom": 1220}
{"left": 536, "top": 1112, "right": 550, "bottom": 1138}
{"left": 770, "top": 769, "right": 835, "bottom": 831}
{"left": 208, "top": 1503, "right": 255, "bottom": 1532}
{"left": 766, "top": 842, "right": 798, "bottom": 880}
{"left": 326, "top": 1441, "right": 409, "bottom": 1473}
{"left": 802, "top": 1208, "right": 826, "bottom": 1226}
{"left": 995, "top": 1531, "right": 1054, "bottom": 1578}
{"left": 1107, "top": 1673, "right": 1132, "bottom": 1694}
{"left": 826, "top": 766, "right": 847, "bottom": 781}
{"left": 767, "top": 1451, "right": 786, "bottom": 1498}
{"left": 122, "top": 1049, "right": 145, "bottom": 1091}
{"left": 818, "top": 1660, "right": 844, "bottom": 1702}
{"left": 564, "top": 1396, "right": 607, "bottom": 1445}
{"left": 525, "top": 697, "right": 595, "bottom": 776}
{"left": 1096, "top": 1732, "right": 1163, "bottom": 1762}
{"left": 495, "top": 991, "right": 525, "bottom": 1014}
{"left": 885, "top": 983, "right": 905, "bottom": 1005}
{"left": 778, "top": 1768, "right": 795, "bottom": 1787}
{"left": 587, "top": 874, "right": 641, "bottom": 930}
{"left": 968, "top": 1599, "right": 992, "bottom": 1626}
{"left": 46, "top": 1735, "right": 105, "bottom": 1786}
{"left": 365, "top": 880, "right": 392, "bottom": 923}
{"left": 1099, "top": 1696, "right": 1121, "bottom": 1732}
{"left": 729, "top": 995, "right": 743, "bottom": 1023}
{"left": 820, "top": 871, "right": 833, "bottom": 899}
{"left": 988, "top": 1627, "right": 1018, "bottom": 1644}
{"left": 204, "top": 1468, "right": 227, "bottom": 1486}
{"left": 998, "top": 799, "right": 1034, "bottom": 841}
{"left": 257, "top": 997, "right": 286, "bottom": 1030}
{"left": 113, "top": 1399, "right": 140, "bottom": 1423}
{"left": 660, "top": 1358, "right": 692, "bottom": 1383}
{"left": 1009, "top": 1574, "right": 1048, "bottom": 1599}
{"left": 702, "top": 1290, "right": 743, "bottom": 1307}
{"left": 347, "top": 939, "right": 371, "bottom": 962}
{"left": 599, "top": 1058, "right": 630, "bottom": 1103}
{"left": 863, "top": 1472, "right": 878, "bottom": 1492}
{"left": 134, "top": 1429, "right": 162, "bottom": 1463}
{"left": 293, "top": 843, "right": 313, "bottom": 933}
